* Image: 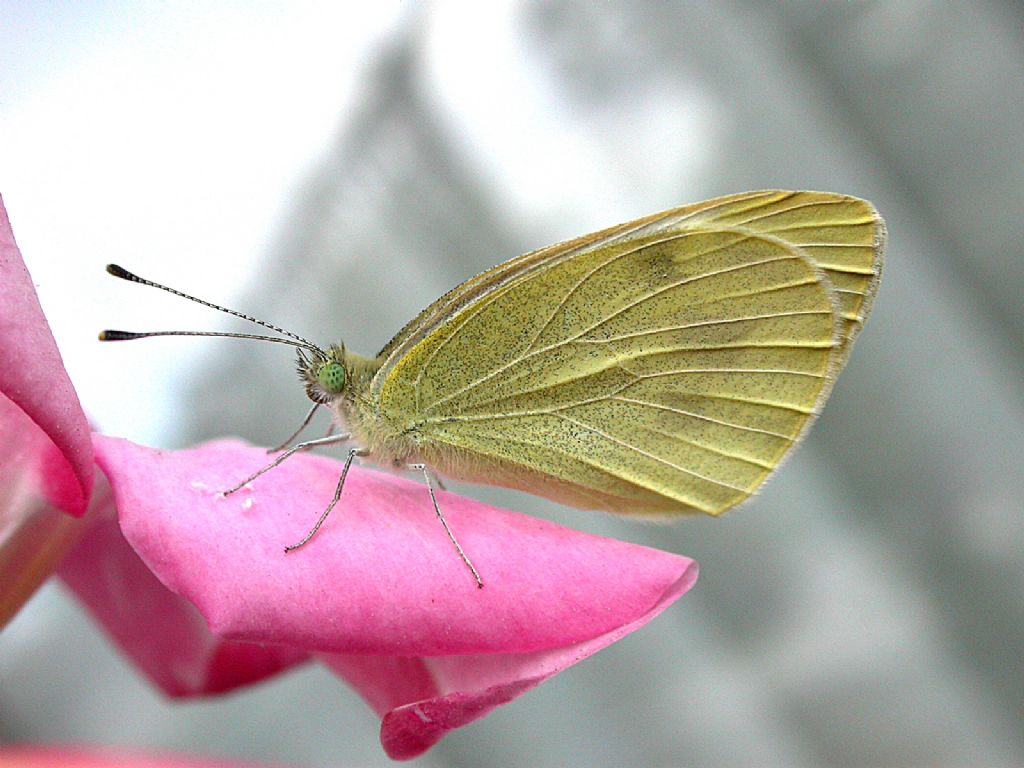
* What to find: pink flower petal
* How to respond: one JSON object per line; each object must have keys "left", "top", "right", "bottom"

{"left": 0, "top": 194, "right": 93, "bottom": 515}
{"left": 92, "top": 435, "right": 697, "bottom": 755}
{"left": 0, "top": 746, "right": 282, "bottom": 768}
{"left": 0, "top": 379, "right": 91, "bottom": 627}
{"left": 94, "top": 436, "right": 696, "bottom": 653}
{"left": 323, "top": 579, "right": 690, "bottom": 760}
{"left": 60, "top": 474, "right": 309, "bottom": 697}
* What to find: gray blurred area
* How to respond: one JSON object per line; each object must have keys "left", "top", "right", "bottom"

{"left": 5, "top": 2, "right": 1023, "bottom": 766}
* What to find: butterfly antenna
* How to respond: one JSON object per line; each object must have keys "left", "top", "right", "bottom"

{"left": 99, "top": 264, "right": 325, "bottom": 356}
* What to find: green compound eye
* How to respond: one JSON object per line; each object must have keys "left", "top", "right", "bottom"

{"left": 317, "top": 361, "right": 346, "bottom": 394}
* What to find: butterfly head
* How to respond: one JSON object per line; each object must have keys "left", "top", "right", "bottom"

{"left": 299, "top": 345, "right": 348, "bottom": 405}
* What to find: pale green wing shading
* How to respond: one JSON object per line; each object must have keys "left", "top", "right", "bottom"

{"left": 375, "top": 192, "right": 884, "bottom": 516}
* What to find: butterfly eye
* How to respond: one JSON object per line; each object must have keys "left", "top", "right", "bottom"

{"left": 317, "top": 360, "right": 347, "bottom": 394}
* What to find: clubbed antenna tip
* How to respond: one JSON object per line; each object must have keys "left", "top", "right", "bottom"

{"left": 99, "top": 330, "right": 142, "bottom": 341}
{"left": 105, "top": 264, "right": 136, "bottom": 281}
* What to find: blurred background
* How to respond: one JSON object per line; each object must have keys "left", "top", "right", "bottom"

{"left": 2, "top": 2, "right": 1022, "bottom": 766}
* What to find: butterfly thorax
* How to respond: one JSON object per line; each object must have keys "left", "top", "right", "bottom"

{"left": 299, "top": 345, "right": 418, "bottom": 465}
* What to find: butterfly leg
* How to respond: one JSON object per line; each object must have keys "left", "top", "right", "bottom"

{"left": 285, "top": 446, "right": 368, "bottom": 553}
{"left": 408, "top": 463, "right": 484, "bottom": 589}
{"left": 267, "top": 403, "right": 321, "bottom": 453}
{"left": 223, "top": 432, "right": 352, "bottom": 495}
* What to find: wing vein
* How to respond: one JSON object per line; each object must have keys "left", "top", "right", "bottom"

{"left": 725, "top": 198, "right": 849, "bottom": 226}
{"left": 765, "top": 218, "right": 877, "bottom": 233}
{"left": 449, "top": 426, "right": 716, "bottom": 514}
{"left": 639, "top": 367, "right": 826, "bottom": 379}
{"left": 631, "top": 421, "right": 776, "bottom": 470}
{"left": 610, "top": 395, "right": 794, "bottom": 439}
{"left": 577, "top": 309, "right": 833, "bottom": 343}
{"left": 555, "top": 413, "right": 752, "bottom": 494}
{"left": 796, "top": 242, "right": 874, "bottom": 248}
{"left": 571, "top": 252, "right": 802, "bottom": 341}
{"left": 524, "top": 230, "right": 700, "bottom": 354}
{"left": 669, "top": 191, "right": 796, "bottom": 226}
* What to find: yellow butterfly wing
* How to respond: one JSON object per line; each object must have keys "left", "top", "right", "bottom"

{"left": 374, "top": 191, "right": 884, "bottom": 516}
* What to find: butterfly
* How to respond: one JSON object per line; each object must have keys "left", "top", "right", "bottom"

{"left": 102, "top": 190, "right": 885, "bottom": 587}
